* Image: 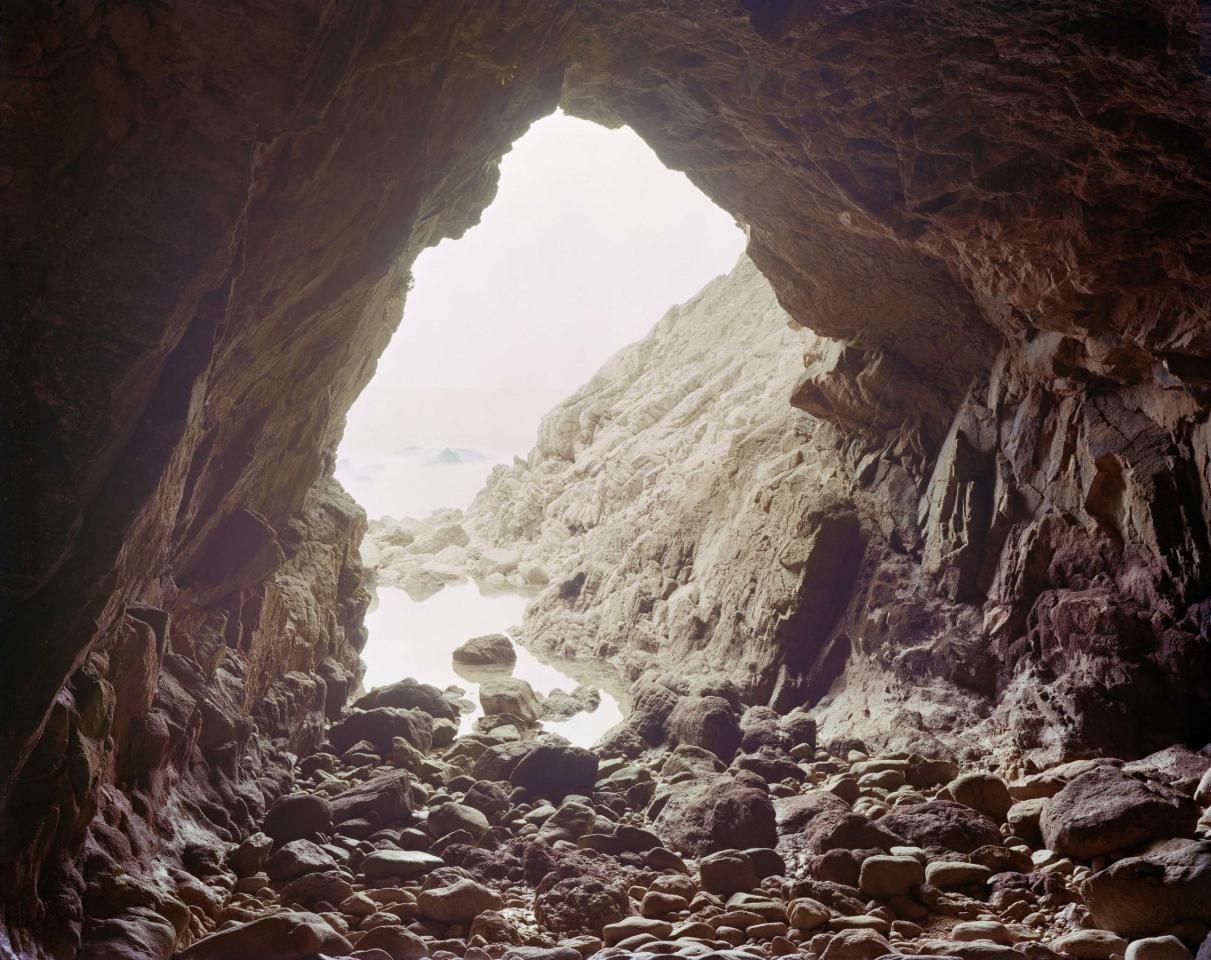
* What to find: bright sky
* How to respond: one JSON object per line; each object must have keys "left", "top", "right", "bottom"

{"left": 338, "top": 110, "right": 747, "bottom": 516}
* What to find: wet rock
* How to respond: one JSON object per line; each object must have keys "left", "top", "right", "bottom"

{"left": 176, "top": 910, "right": 353, "bottom": 960}
{"left": 263, "top": 793, "right": 333, "bottom": 844}
{"left": 479, "top": 678, "right": 543, "bottom": 726}
{"left": 453, "top": 634, "right": 517, "bottom": 667}
{"left": 361, "top": 849, "right": 443, "bottom": 882}
{"left": 652, "top": 774, "right": 776, "bottom": 856}
{"left": 1041, "top": 767, "right": 1199, "bottom": 859}
{"left": 355, "top": 678, "right": 459, "bottom": 723}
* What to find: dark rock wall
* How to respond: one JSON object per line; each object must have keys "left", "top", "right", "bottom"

{"left": 1, "top": 0, "right": 1208, "bottom": 954}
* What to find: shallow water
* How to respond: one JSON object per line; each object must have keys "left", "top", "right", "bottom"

{"left": 360, "top": 581, "right": 625, "bottom": 748}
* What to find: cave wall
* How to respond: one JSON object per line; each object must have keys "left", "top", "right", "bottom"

{"left": 1, "top": 0, "right": 1209, "bottom": 954}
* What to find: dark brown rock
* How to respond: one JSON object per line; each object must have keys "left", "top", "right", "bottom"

{"left": 509, "top": 743, "right": 598, "bottom": 800}
{"left": 177, "top": 911, "right": 353, "bottom": 960}
{"left": 263, "top": 793, "right": 333, "bottom": 844}
{"left": 878, "top": 801, "right": 1001, "bottom": 855}
{"left": 652, "top": 774, "right": 776, "bottom": 857}
{"left": 1040, "top": 767, "right": 1199, "bottom": 860}
{"left": 1083, "top": 840, "right": 1211, "bottom": 937}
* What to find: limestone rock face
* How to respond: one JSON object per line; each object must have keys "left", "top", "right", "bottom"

{"left": 3, "top": 3, "right": 1211, "bottom": 956}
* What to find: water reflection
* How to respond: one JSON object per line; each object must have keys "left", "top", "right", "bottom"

{"left": 360, "top": 581, "right": 625, "bottom": 748}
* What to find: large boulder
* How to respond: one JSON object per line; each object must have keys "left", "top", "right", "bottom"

{"left": 453, "top": 633, "right": 517, "bottom": 666}
{"left": 1083, "top": 840, "right": 1211, "bottom": 936}
{"left": 418, "top": 878, "right": 504, "bottom": 924}
{"left": 479, "top": 677, "right": 542, "bottom": 726}
{"left": 509, "top": 742, "right": 598, "bottom": 800}
{"left": 328, "top": 707, "right": 433, "bottom": 754}
{"left": 177, "top": 911, "right": 353, "bottom": 960}
{"left": 262, "top": 793, "right": 332, "bottom": 844}
{"left": 948, "top": 772, "right": 1013, "bottom": 821}
{"left": 878, "top": 800, "right": 1001, "bottom": 854}
{"left": 265, "top": 840, "right": 336, "bottom": 882}
{"left": 666, "top": 695, "right": 742, "bottom": 760}
{"left": 1041, "top": 767, "right": 1199, "bottom": 859}
{"left": 775, "top": 789, "right": 904, "bottom": 856}
{"left": 652, "top": 774, "right": 776, "bottom": 856}
{"left": 354, "top": 678, "right": 458, "bottom": 722}
{"left": 330, "top": 770, "right": 413, "bottom": 826}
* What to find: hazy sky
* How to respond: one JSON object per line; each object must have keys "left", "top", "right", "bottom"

{"left": 340, "top": 110, "right": 746, "bottom": 478}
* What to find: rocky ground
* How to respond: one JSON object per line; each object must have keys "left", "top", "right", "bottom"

{"left": 143, "top": 649, "right": 1211, "bottom": 960}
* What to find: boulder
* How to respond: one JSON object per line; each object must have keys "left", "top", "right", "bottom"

{"left": 666, "top": 695, "right": 741, "bottom": 760}
{"left": 355, "top": 924, "right": 428, "bottom": 959}
{"left": 1054, "top": 930, "right": 1130, "bottom": 959}
{"left": 265, "top": 840, "right": 336, "bottom": 882}
{"left": 427, "top": 801, "right": 490, "bottom": 840}
{"left": 859, "top": 855, "right": 925, "bottom": 898}
{"left": 509, "top": 743, "right": 598, "bottom": 800}
{"left": 328, "top": 707, "right": 433, "bottom": 753}
{"left": 1041, "top": 767, "right": 1199, "bottom": 859}
{"left": 948, "top": 772, "right": 1013, "bottom": 820}
{"left": 360, "top": 849, "right": 444, "bottom": 881}
{"left": 262, "top": 793, "right": 332, "bottom": 844}
{"left": 462, "top": 780, "right": 512, "bottom": 820}
{"left": 1082, "top": 840, "right": 1211, "bottom": 936}
{"left": 330, "top": 770, "right": 413, "bottom": 826}
{"left": 418, "top": 878, "right": 504, "bottom": 924}
{"left": 1125, "top": 937, "right": 1194, "bottom": 960}
{"left": 453, "top": 633, "right": 517, "bottom": 666}
{"left": 699, "top": 849, "right": 759, "bottom": 895}
{"left": 878, "top": 800, "right": 1001, "bottom": 854}
{"left": 927, "top": 860, "right": 993, "bottom": 888}
{"left": 652, "top": 773, "right": 776, "bottom": 856}
{"left": 176, "top": 911, "right": 352, "bottom": 960}
{"left": 354, "top": 677, "right": 459, "bottom": 722}
{"left": 820, "top": 928, "right": 894, "bottom": 960}
{"left": 479, "top": 678, "right": 542, "bottom": 726}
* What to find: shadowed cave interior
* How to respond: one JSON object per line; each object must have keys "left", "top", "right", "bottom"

{"left": 1, "top": 2, "right": 1211, "bottom": 959}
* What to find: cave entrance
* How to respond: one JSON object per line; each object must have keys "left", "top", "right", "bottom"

{"left": 337, "top": 110, "right": 745, "bottom": 745}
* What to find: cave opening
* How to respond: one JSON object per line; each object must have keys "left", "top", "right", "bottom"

{"left": 337, "top": 109, "right": 745, "bottom": 746}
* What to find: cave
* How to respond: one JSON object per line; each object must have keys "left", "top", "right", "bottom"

{"left": 2, "top": 2, "right": 1210, "bottom": 958}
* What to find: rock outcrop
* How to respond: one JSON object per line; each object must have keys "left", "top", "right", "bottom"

{"left": 3, "top": 3, "right": 1210, "bottom": 956}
